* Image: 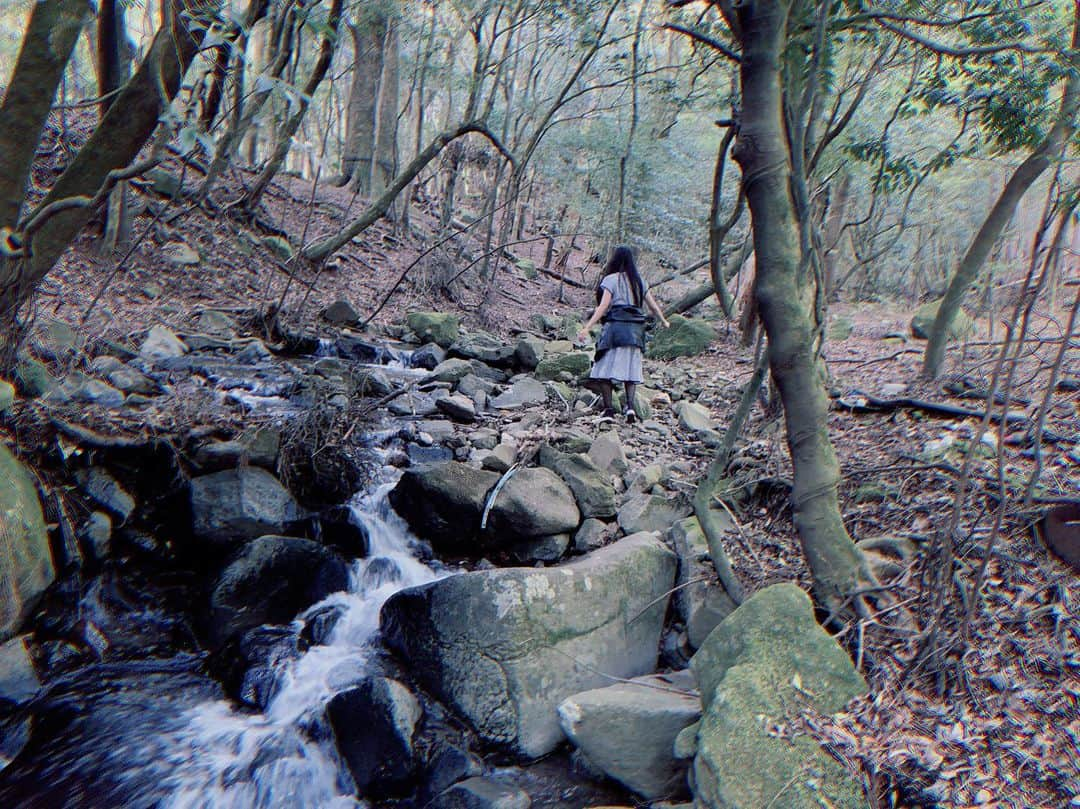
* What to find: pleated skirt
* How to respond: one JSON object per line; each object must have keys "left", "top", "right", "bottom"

{"left": 589, "top": 346, "right": 643, "bottom": 383}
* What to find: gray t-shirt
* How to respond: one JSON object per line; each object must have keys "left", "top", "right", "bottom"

{"left": 600, "top": 273, "right": 647, "bottom": 307}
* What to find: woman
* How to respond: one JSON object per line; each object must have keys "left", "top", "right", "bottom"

{"left": 576, "top": 245, "right": 670, "bottom": 422}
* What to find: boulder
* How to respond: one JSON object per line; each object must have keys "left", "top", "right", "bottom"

{"left": 617, "top": 493, "right": 691, "bottom": 535}
{"left": 490, "top": 377, "right": 547, "bottom": 410}
{"left": 588, "top": 430, "right": 628, "bottom": 476}
{"left": 427, "top": 358, "right": 475, "bottom": 385}
{"left": 910, "top": 299, "right": 974, "bottom": 341}
{"left": 480, "top": 443, "right": 516, "bottom": 473}
{"left": 79, "top": 511, "right": 113, "bottom": 561}
{"left": 389, "top": 463, "right": 499, "bottom": 551}
{"left": 144, "top": 166, "right": 182, "bottom": 198}
{"left": 52, "top": 374, "right": 125, "bottom": 408}
{"left": 73, "top": 467, "right": 135, "bottom": 522}
{"left": 323, "top": 299, "right": 361, "bottom": 325}
{"left": 352, "top": 368, "right": 395, "bottom": 397}
{"left": 408, "top": 312, "right": 460, "bottom": 347}
{"left": 194, "top": 309, "right": 237, "bottom": 337}
{"left": 573, "top": 518, "right": 610, "bottom": 552}
{"left": 380, "top": 533, "right": 677, "bottom": 758}
{"left": 670, "top": 517, "right": 735, "bottom": 649}
{"left": 538, "top": 445, "right": 616, "bottom": 519}
{"left": 13, "top": 357, "right": 55, "bottom": 398}
{"left": 647, "top": 316, "right": 714, "bottom": 360}
{"left": 190, "top": 467, "right": 302, "bottom": 550}
{"left": 690, "top": 584, "right": 868, "bottom": 809}
{"left": 0, "top": 379, "right": 15, "bottom": 414}
{"left": 558, "top": 669, "right": 700, "bottom": 799}
{"left": 0, "top": 444, "right": 54, "bottom": 643}
{"left": 424, "top": 745, "right": 483, "bottom": 799}
{"left": 468, "top": 428, "right": 499, "bottom": 450}
{"left": 139, "top": 325, "right": 188, "bottom": 361}
{"left": 484, "top": 467, "right": 580, "bottom": 538}
{"left": 507, "top": 532, "right": 570, "bottom": 564}
{"left": 675, "top": 401, "right": 716, "bottom": 433}
{"left": 33, "top": 318, "right": 79, "bottom": 361}
{"left": 337, "top": 334, "right": 385, "bottom": 363}
{"left": 0, "top": 635, "right": 40, "bottom": 704}
{"left": 534, "top": 351, "right": 591, "bottom": 381}
{"left": 430, "top": 777, "right": 531, "bottom": 809}
{"left": 209, "top": 535, "right": 349, "bottom": 644}
{"left": 162, "top": 240, "right": 200, "bottom": 266}
{"left": 105, "top": 364, "right": 159, "bottom": 396}
{"left": 514, "top": 337, "right": 546, "bottom": 370}
{"left": 436, "top": 392, "right": 477, "bottom": 423}
{"left": 389, "top": 392, "right": 440, "bottom": 418}
{"left": 411, "top": 342, "right": 448, "bottom": 370}
{"left": 328, "top": 677, "right": 422, "bottom": 797}
{"left": 449, "top": 332, "right": 517, "bottom": 367}
{"left": 457, "top": 373, "right": 496, "bottom": 400}
{"left": 828, "top": 315, "right": 854, "bottom": 341}
{"left": 262, "top": 235, "right": 293, "bottom": 260}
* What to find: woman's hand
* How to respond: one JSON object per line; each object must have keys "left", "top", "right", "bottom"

{"left": 575, "top": 328, "right": 591, "bottom": 345}
{"left": 659, "top": 316, "right": 671, "bottom": 329}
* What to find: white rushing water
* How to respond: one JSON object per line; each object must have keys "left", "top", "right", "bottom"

{"left": 159, "top": 482, "right": 443, "bottom": 809}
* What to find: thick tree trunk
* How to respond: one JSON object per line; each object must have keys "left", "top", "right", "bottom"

{"left": 371, "top": 15, "right": 400, "bottom": 195}
{"left": 0, "top": 0, "right": 91, "bottom": 231}
{"left": 732, "top": 0, "right": 872, "bottom": 610}
{"left": 0, "top": 1, "right": 215, "bottom": 337}
{"left": 341, "top": 4, "right": 397, "bottom": 192}
{"left": 922, "top": 4, "right": 1080, "bottom": 378}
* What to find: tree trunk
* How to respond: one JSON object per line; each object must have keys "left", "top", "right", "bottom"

{"left": 200, "top": 3, "right": 295, "bottom": 198}
{"left": 0, "top": 0, "right": 91, "bottom": 231}
{"left": 731, "top": 0, "right": 873, "bottom": 611}
{"left": 922, "top": 3, "right": 1080, "bottom": 378}
{"left": 340, "top": 5, "right": 391, "bottom": 192}
{"left": 97, "top": 0, "right": 133, "bottom": 253}
{"left": 0, "top": 0, "right": 216, "bottom": 338}
{"left": 242, "top": 0, "right": 344, "bottom": 211}
{"left": 371, "top": 14, "right": 400, "bottom": 196}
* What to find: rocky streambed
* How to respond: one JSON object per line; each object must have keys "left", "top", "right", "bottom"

{"left": 0, "top": 308, "right": 870, "bottom": 808}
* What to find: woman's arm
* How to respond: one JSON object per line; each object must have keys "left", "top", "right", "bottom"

{"left": 576, "top": 289, "right": 613, "bottom": 343}
{"left": 644, "top": 291, "right": 671, "bottom": 329}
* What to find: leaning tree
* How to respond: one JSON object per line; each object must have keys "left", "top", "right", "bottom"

{"left": 0, "top": 0, "right": 221, "bottom": 368}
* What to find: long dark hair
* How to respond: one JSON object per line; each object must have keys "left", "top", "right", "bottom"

{"left": 596, "top": 245, "right": 644, "bottom": 307}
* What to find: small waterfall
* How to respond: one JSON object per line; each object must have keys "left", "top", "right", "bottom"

{"left": 158, "top": 483, "right": 443, "bottom": 808}
{"left": 315, "top": 339, "right": 339, "bottom": 358}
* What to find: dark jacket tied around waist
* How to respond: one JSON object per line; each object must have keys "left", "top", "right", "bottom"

{"left": 595, "top": 304, "right": 647, "bottom": 360}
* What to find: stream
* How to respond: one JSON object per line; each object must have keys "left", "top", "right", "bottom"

{"left": 157, "top": 483, "right": 444, "bottom": 809}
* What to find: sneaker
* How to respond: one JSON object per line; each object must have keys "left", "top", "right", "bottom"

{"left": 599, "top": 407, "right": 616, "bottom": 422}
{"left": 624, "top": 408, "right": 637, "bottom": 424}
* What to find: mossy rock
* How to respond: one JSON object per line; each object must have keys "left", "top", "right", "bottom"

{"left": 515, "top": 258, "right": 538, "bottom": 279}
{"left": 262, "top": 235, "right": 294, "bottom": 261}
{"left": 910, "top": 299, "right": 974, "bottom": 341}
{"left": 647, "top": 315, "right": 715, "bottom": 359}
{"left": 690, "top": 584, "right": 867, "bottom": 809}
{"left": 828, "top": 315, "right": 854, "bottom": 341}
{"left": 0, "top": 443, "right": 55, "bottom": 642}
{"left": 534, "top": 351, "right": 592, "bottom": 381}
{"left": 0, "top": 380, "right": 14, "bottom": 414}
{"left": 406, "top": 312, "right": 460, "bottom": 348}
{"left": 13, "top": 358, "right": 55, "bottom": 398}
